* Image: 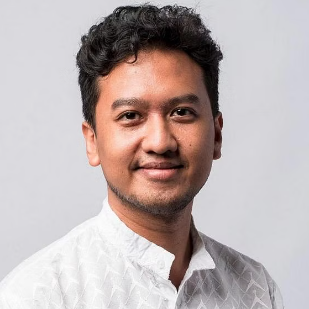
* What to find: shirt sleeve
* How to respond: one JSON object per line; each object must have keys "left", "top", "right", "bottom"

{"left": 0, "top": 292, "right": 30, "bottom": 309}
{"left": 263, "top": 266, "right": 285, "bottom": 309}
{"left": 0, "top": 293, "right": 14, "bottom": 309}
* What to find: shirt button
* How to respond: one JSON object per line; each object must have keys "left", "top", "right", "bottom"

{"left": 158, "top": 260, "right": 165, "bottom": 269}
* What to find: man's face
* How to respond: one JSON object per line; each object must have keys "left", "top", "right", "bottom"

{"left": 83, "top": 49, "right": 222, "bottom": 216}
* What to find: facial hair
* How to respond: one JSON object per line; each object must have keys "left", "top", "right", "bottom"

{"left": 106, "top": 179, "right": 199, "bottom": 221}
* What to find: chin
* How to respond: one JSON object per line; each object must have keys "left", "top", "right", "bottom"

{"left": 107, "top": 181, "right": 200, "bottom": 218}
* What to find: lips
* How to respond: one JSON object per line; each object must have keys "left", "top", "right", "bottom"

{"left": 135, "top": 161, "right": 184, "bottom": 181}
{"left": 139, "top": 162, "right": 184, "bottom": 169}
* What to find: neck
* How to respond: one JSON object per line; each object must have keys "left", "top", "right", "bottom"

{"left": 108, "top": 193, "right": 193, "bottom": 289}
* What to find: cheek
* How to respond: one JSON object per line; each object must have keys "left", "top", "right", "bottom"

{"left": 185, "top": 122, "right": 214, "bottom": 152}
{"left": 97, "top": 129, "right": 140, "bottom": 169}
{"left": 185, "top": 125, "right": 215, "bottom": 173}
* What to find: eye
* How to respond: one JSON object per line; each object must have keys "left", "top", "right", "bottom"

{"left": 121, "top": 112, "right": 140, "bottom": 120}
{"left": 170, "top": 107, "right": 197, "bottom": 123}
{"left": 172, "top": 108, "right": 193, "bottom": 116}
{"left": 117, "top": 111, "right": 142, "bottom": 125}
{"left": 171, "top": 108, "right": 196, "bottom": 118}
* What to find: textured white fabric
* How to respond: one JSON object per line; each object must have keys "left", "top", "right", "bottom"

{"left": 0, "top": 199, "right": 284, "bottom": 308}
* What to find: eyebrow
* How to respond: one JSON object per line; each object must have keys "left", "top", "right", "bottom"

{"left": 167, "top": 94, "right": 200, "bottom": 106}
{"left": 111, "top": 93, "right": 200, "bottom": 110}
{"left": 111, "top": 98, "right": 148, "bottom": 110}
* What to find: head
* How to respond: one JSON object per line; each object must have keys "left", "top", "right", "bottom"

{"left": 77, "top": 4, "right": 223, "bottom": 219}
{"left": 76, "top": 4, "right": 223, "bottom": 132}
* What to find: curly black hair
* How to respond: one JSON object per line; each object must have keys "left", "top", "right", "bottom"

{"left": 76, "top": 4, "right": 223, "bottom": 130}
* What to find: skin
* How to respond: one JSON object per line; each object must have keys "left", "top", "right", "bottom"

{"left": 82, "top": 49, "right": 223, "bottom": 289}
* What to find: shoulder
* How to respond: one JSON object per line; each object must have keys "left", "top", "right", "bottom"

{"left": 0, "top": 216, "right": 101, "bottom": 304}
{"left": 199, "top": 231, "right": 269, "bottom": 280}
{"left": 199, "top": 232, "right": 284, "bottom": 308}
{"left": 199, "top": 232, "right": 263, "bottom": 272}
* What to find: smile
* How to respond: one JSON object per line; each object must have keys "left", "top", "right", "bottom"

{"left": 136, "top": 162, "right": 184, "bottom": 181}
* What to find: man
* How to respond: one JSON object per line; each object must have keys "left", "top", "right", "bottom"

{"left": 0, "top": 4, "right": 283, "bottom": 309}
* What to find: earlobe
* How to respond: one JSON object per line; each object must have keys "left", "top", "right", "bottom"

{"left": 213, "top": 112, "right": 223, "bottom": 160}
{"left": 82, "top": 122, "right": 101, "bottom": 166}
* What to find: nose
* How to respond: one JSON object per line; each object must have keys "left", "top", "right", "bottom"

{"left": 141, "top": 117, "right": 178, "bottom": 155}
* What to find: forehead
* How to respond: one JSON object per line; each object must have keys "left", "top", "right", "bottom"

{"left": 97, "top": 49, "right": 208, "bottom": 107}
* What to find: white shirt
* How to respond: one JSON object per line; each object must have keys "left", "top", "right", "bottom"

{"left": 0, "top": 199, "right": 284, "bottom": 308}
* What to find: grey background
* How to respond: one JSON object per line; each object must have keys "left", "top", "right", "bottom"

{"left": 0, "top": 0, "right": 308, "bottom": 308}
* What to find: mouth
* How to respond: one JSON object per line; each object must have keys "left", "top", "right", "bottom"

{"left": 135, "top": 162, "right": 184, "bottom": 181}
{"left": 139, "top": 162, "right": 184, "bottom": 169}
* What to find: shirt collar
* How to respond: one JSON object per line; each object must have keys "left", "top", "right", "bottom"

{"left": 182, "top": 218, "right": 216, "bottom": 284}
{"left": 97, "top": 198, "right": 215, "bottom": 280}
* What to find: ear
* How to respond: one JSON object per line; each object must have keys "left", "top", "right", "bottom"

{"left": 82, "top": 122, "right": 101, "bottom": 167}
{"left": 213, "top": 112, "right": 223, "bottom": 160}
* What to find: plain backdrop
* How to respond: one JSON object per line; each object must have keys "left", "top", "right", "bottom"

{"left": 0, "top": 0, "right": 308, "bottom": 308}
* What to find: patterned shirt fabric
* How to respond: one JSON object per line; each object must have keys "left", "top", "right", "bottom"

{"left": 0, "top": 199, "right": 284, "bottom": 309}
